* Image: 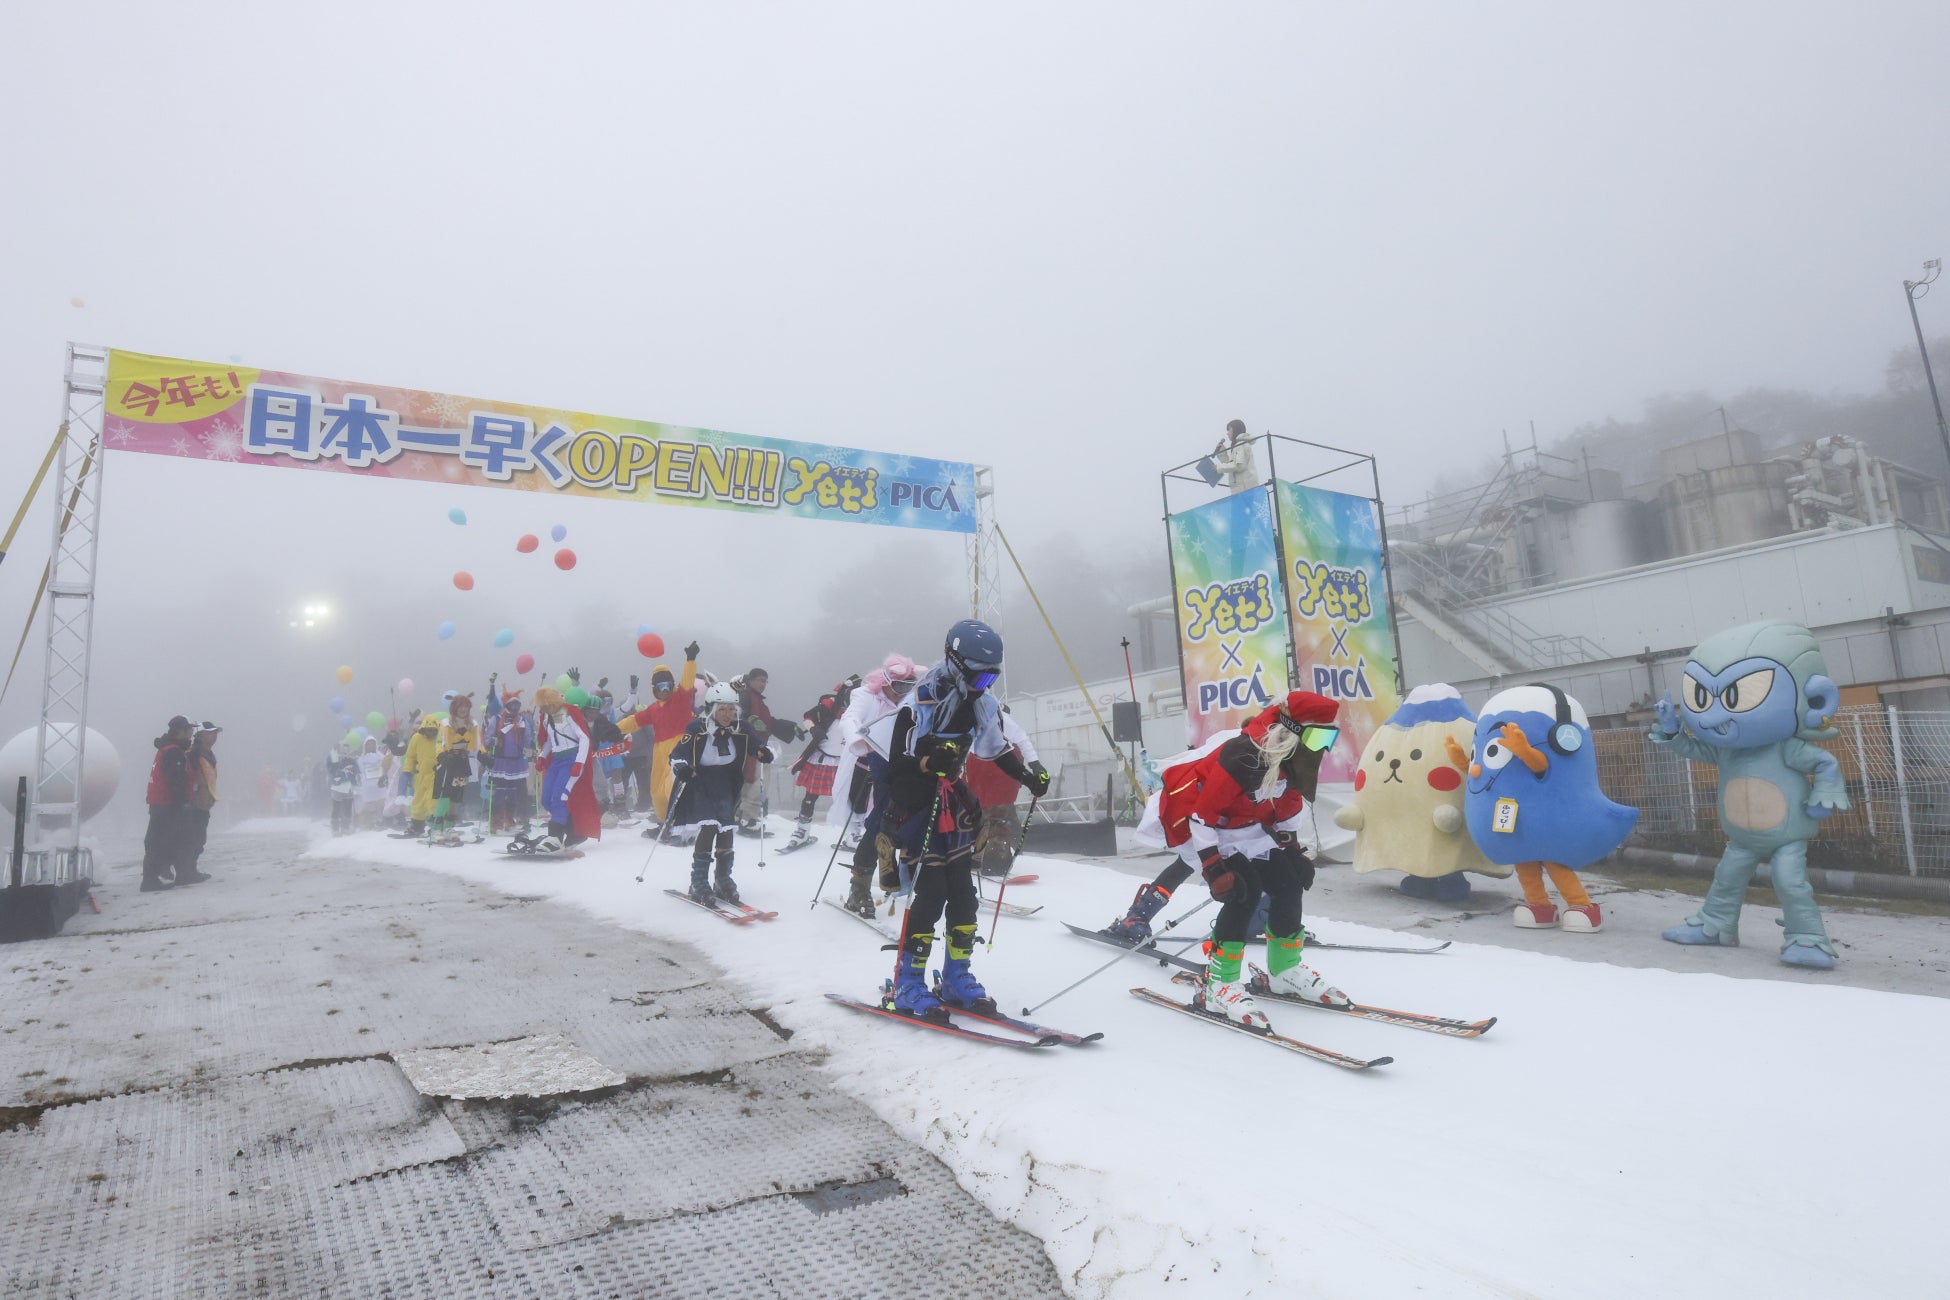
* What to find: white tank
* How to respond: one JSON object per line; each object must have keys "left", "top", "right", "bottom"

{"left": 0, "top": 726, "right": 122, "bottom": 823}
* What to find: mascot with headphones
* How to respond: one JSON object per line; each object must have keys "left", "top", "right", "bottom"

{"left": 1448, "top": 683, "right": 1639, "bottom": 933}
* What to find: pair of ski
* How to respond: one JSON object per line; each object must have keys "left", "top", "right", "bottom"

{"left": 1065, "top": 924, "right": 1494, "bottom": 1040}
{"left": 664, "top": 889, "right": 779, "bottom": 925}
{"left": 826, "top": 988, "right": 1100, "bottom": 1050}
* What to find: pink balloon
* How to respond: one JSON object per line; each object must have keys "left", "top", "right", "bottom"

{"left": 515, "top": 653, "right": 535, "bottom": 674}
{"left": 554, "top": 548, "right": 577, "bottom": 571}
{"left": 516, "top": 534, "right": 538, "bottom": 553}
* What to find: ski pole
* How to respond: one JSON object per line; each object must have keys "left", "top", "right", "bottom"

{"left": 1020, "top": 894, "right": 1216, "bottom": 1017}
{"left": 809, "top": 806, "right": 858, "bottom": 909}
{"left": 984, "top": 794, "right": 1039, "bottom": 952}
{"left": 757, "top": 775, "right": 770, "bottom": 871}
{"left": 635, "top": 772, "right": 688, "bottom": 883}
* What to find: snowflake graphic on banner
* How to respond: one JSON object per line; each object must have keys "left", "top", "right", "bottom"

{"left": 169, "top": 436, "right": 194, "bottom": 457}
{"left": 428, "top": 393, "right": 469, "bottom": 426}
{"left": 105, "top": 420, "right": 140, "bottom": 447}
{"left": 199, "top": 417, "right": 245, "bottom": 462}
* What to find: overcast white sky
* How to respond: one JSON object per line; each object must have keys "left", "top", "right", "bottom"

{"left": 2, "top": 2, "right": 1947, "bottom": 787}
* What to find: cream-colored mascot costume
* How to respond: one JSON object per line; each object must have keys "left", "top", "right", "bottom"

{"left": 1333, "top": 684, "right": 1506, "bottom": 901}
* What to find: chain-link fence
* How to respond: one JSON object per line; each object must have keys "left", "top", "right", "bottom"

{"left": 1593, "top": 705, "right": 1950, "bottom": 877}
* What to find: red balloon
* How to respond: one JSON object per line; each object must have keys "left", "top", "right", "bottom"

{"left": 453, "top": 571, "right": 475, "bottom": 591}
{"left": 515, "top": 653, "right": 535, "bottom": 673}
{"left": 516, "top": 534, "right": 539, "bottom": 553}
{"left": 637, "top": 632, "right": 666, "bottom": 659}
{"left": 554, "top": 548, "right": 577, "bottom": 571}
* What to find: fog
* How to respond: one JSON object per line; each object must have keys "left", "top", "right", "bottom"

{"left": 2, "top": 2, "right": 1947, "bottom": 827}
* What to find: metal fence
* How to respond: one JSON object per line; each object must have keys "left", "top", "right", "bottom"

{"left": 1592, "top": 705, "right": 1950, "bottom": 877}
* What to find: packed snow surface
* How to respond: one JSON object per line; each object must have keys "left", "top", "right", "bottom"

{"left": 304, "top": 821, "right": 1948, "bottom": 1298}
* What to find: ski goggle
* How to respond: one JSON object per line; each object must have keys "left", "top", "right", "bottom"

{"left": 966, "top": 668, "right": 1000, "bottom": 692}
{"left": 886, "top": 676, "right": 917, "bottom": 700}
{"left": 1299, "top": 724, "right": 1340, "bottom": 753}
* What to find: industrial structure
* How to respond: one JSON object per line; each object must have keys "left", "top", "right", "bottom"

{"left": 1387, "top": 429, "right": 1950, "bottom": 719}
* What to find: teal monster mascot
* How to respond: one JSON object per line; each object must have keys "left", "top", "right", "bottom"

{"left": 1651, "top": 620, "right": 1849, "bottom": 969}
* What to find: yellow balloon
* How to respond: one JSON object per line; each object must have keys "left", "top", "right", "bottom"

{"left": 336, "top": 665, "right": 354, "bottom": 685}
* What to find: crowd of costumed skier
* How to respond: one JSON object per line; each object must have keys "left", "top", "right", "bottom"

{"left": 251, "top": 613, "right": 1853, "bottom": 1064}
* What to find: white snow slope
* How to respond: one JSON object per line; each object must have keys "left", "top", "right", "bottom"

{"left": 302, "top": 820, "right": 1948, "bottom": 1299}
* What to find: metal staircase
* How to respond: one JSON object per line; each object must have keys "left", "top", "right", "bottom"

{"left": 1389, "top": 449, "right": 1611, "bottom": 675}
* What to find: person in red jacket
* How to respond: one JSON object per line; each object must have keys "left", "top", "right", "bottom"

{"left": 616, "top": 641, "right": 700, "bottom": 826}
{"left": 142, "top": 714, "right": 204, "bottom": 891}
{"left": 1114, "top": 691, "right": 1345, "bottom": 1029}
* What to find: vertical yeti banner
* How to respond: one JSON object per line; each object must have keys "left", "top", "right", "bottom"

{"left": 1168, "top": 489, "right": 1291, "bottom": 746}
{"left": 1273, "top": 480, "right": 1400, "bottom": 783}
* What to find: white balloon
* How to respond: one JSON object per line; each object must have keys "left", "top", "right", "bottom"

{"left": 0, "top": 726, "right": 122, "bottom": 823}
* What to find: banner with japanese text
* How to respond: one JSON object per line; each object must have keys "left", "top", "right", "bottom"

{"left": 101, "top": 350, "right": 978, "bottom": 533}
{"left": 1272, "top": 479, "right": 1399, "bottom": 783}
{"left": 1167, "top": 488, "right": 1291, "bottom": 746}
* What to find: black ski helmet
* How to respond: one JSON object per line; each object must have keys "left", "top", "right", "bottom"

{"left": 944, "top": 619, "right": 1004, "bottom": 691}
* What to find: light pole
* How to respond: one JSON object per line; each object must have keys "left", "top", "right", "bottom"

{"left": 1904, "top": 259, "right": 1950, "bottom": 473}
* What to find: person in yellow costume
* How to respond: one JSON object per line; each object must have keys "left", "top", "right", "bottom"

{"left": 617, "top": 641, "right": 700, "bottom": 823}
{"left": 402, "top": 713, "right": 440, "bottom": 834}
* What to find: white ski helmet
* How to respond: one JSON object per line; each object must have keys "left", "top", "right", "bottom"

{"left": 704, "top": 682, "right": 740, "bottom": 708}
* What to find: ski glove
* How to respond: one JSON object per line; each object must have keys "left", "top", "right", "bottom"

{"left": 1025, "top": 761, "right": 1052, "bottom": 796}
{"left": 917, "top": 734, "right": 966, "bottom": 779}
{"left": 1201, "top": 849, "right": 1255, "bottom": 903}
{"left": 684, "top": 641, "right": 700, "bottom": 660}
{"left": 669, "top": 759, "right": 691, "bottom": 780}
{"left": 1272, "top": 842, "right": 1316, "bottom": 891}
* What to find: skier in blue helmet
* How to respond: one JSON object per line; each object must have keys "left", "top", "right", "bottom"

{"left": 876, "top": 619, "right": 1051, "bottom": 1020}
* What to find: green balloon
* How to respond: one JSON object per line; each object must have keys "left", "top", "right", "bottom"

{"left": 564, "top": 685, "right": 591, "bottom": 708}
{"left": 555, "top": 673, "right": 573, "bottom": 692}
{"left": 365, "top": 710, "right": 386, "bottom": 731}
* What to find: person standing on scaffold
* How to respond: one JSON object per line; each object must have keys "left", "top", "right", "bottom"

{"left": 877, "top": 620, "right": 1051, "bottom": 1019}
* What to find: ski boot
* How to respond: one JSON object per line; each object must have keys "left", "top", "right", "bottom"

{"left": 1198, "top": 941, "right": 1270, "bottom": 1030}
{"left": 1662, "top": 921, "right": 1738, "bottom": 947}
{"left": 176, "top": 868, "right": 213, "bottom": 886}
{"left": 934, "top": 924, "right": 995, "bottom": 1012}
{"left": 1262, "top": 933, "right": 1351, "bottom": 1007}
{"left": 783, "top": 826, "right": 815, "bottom": 852}
{"left": 687, "top": 859, "right": 717, "bottom": 907}
{"left": 1560, "top": 903, "right": 1605, "bottom": 933}
{"left": 1106, "top": 882, "right": 1171, "bottom": 943}
{"left": 887, "top": 931, "right": 945, "bottom": 1020}
{"left": 843, "top": 869, "right": 876, "bottom": 918}
{"left": 140, "top": 873, "right": 173, "bottom": 893}
{"left": 713, "top": 855, "right": 741, "bottom": 906}
{"left": 1513, "top": 901, "right": 1559, "bottom": 928}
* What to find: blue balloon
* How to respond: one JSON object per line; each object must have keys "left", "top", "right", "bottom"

{"left": 493, "top": 628, "right": 514, "bottom": 647}
{"left": 437, "top": 620, "right": 457, "bottom": 640}
{"left": 329, "top": 696, "right": 345, "bottom": 713}
{"left": 448, "top": 507, "right": 467, "bottom": 525}
{"left": 550, "top": 524, "right": 567, "bottom": 542}
{"left": 637, "top": 623, "right": 654, "bottom": 637}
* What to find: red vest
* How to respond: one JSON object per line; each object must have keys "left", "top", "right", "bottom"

{"left": 147, "top": 741, "right": 186, "bottom": 805}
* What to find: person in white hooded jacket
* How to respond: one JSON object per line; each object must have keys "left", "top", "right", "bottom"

{"left": 827, "top": 653, "right": 920, "bottom": 915}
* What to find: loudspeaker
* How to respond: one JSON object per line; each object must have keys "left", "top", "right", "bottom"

{"left": 1111, "top": 701, "right": 1143, "bottom": 744}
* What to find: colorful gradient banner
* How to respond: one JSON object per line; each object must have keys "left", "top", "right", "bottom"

{"left": 1168, "top": 489, "right": 1292, "bottom": 746}
{"left": 101, "top": 350, "right": 978, "bottom": 533}
{"left": 1273, "top": 479, "right": 1400, "bottom": 783}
